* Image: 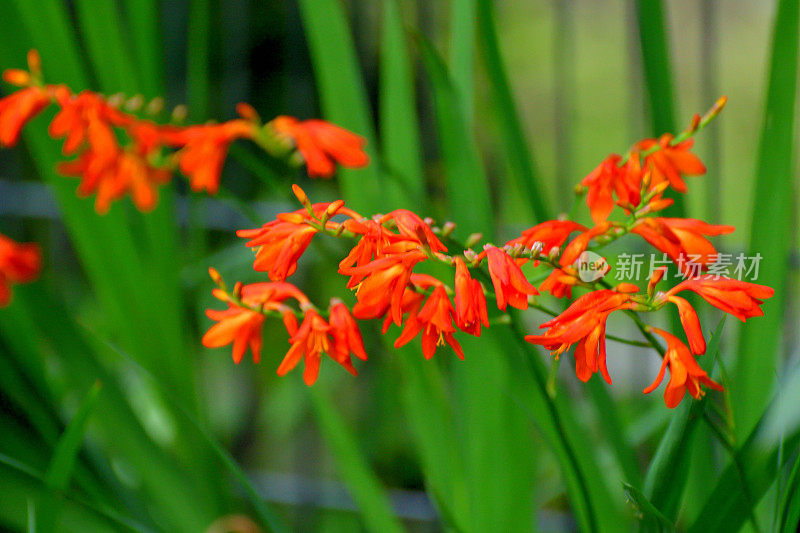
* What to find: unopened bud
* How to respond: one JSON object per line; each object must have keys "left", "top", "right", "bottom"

{"left": 615, "top": 283, "right": 640, "bottom": 294}
{"left": 646, "top": 198, "right": 674, "bottom": 213}
{"left": 710, "top": 95, "right": 727, "bottom": 117}
{"left": 688, "top": 113, "right": 701, "bottom": 133}
{"left": 236, "top": 102, "right": 260, "bottom": 122}
{"left": 465, "top": 232, "right": 483, "bottom": 248}
{"left": 107, "top": 93, "right": 125, "bottom": 108}
{"left": 291, "top": 184, "right": 312, "bottom": 209}
{"left": 641, "top": 169, "right": 652, "bottom": 189}
{"left": 647, "top": 266, "right": 668, "bottom": 297}
{"left": 124, "top": 94, "right": 144, "bottom": 112}
{"left": 441, "top": 221, "right": 456, "bottom": 237}
{"left": 2, "top": 70, "right": 31, "bottom": 87}
{"left": 171, "top": 104, "right": 188, "bottom": 123}
{"left": 208, "top": 267, "right": 225, "bottom": 288}
{"left": 463, "top": 249, "right": 478, "bottom": 262}
{"left": 651, "top": 180, "right": 670, "bottom": 196}
{"left": 547, "top": 246, "right": 561, "bottom": 262}
{"left": 574, "top": 184, "right": 587, "bottom": 196}
{"left": 27, "top": 50, "right": 41, "bottom": 76}
{"left": 233, "top": 282, "right": 244, "bottom": 300}
{"left": 145, "top": 97, "right": 164, "bottom": 116}
{"left": 211, "top": 288, "right": 230, "bottom": 303}
{"left": 326, "top": 199, "right": 345, "bottom": 217}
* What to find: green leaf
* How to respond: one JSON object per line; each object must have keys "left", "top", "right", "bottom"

{"left": 634, "top": 0, "right": 684, "bottom": 218}
{"left": 505, "top": 315, "right": 627, "bottom": 533}
{"left": 623, "top": 482, "right": 676, "bottom": 531}
{"left": 475, "top": 0, "right": 551, "bottom": 223}
{"left": 640, "top": 318, "right": 725, "bottom": 524}
{"left": 733, "top": 0, "right": 799, "bottom": 439}
{"left": 309, "top": 386, "right": 404, "bottom": 533}
{"left": 44, "top": 381, "right": 103, "bottom": 491}
{"left": 87, "top": 329, "right": 290, "bottom": 533}
{"left": 416, "top": 35, "right": 493, "bottom": 237}
{"left": 379, "top": 0, "right": 426, "bottom": 208}
{"left": 0, "top": 453, "right": 154, "bottom": 532}
{"left": 297, "top": 0, "right": 383, "bottom": 212}
{"left": 778, "top": 451, "right": 800, "bottom": 532}
{"left": 687, "top": 383, "right": 800, "bottom": 531}
{"left": 36, "top": 381, "right": 103, "bottom": 532}
{"left": 449, "top": 0, "right": 476, "bottom": 127}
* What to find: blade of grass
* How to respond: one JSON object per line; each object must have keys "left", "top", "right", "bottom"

{"left": 449, "top": 0, "right": 476, "bottom": 127}
{"left": 453, "top": 333, "right": 536, "bottom": 532}
{"left": 687, "top": 394, "right": 800, "bottom": 531}
{"left": 121, "top": 0, "right": 163, "bottom": 97}
{"left": 296, "top": 0, "right": 383, "bottom": 212}
{"left": 639, "top": 318, "right": 725, "bottom": 526}
{"left": 623, "top": 482, "right": 676, "bottom": 531}
{"left": 72, "top": 0, "right": 193, "bottom": 412}
{"left": 44, "top": 381, "right": 103, "bottom": 491}
{"left": 503, "top": 318, "right": 626, "bottom": 533}
{"left": 392, "top": 344, "right": 470, "bottom": 532}
{"left": 187, "top": 0, "right": 212, "bottom": 120}
{"left": 0, "top": 453, "right": 155, "bottom": 533}
{"left": 36, "top": 381, "right": 103, "bottom": 532}
{"left": 633, "top": 0, "right": 684, "bottom": 218}
{"left": 86, "top": 326, "right": 290, "bottom": 533}
{"left": 733, "top": 0, "right": 799, "bottom": 439}
{"left": 2, "top": 283, "right": 216, "bottom": 532}
{"left": 379, "top": 0, "right": 425, "bottom": 208}
{"left": 416, "top": 35, "right": 493, "bottom": 236}
{"left": 475, "top": 0, "right": 551, "bottom": 223}
{"left": 778, "top": 451, "right": 800, "bottom": 532}
{"left": 309, "top": 386, "right": 404, "bottom": 533}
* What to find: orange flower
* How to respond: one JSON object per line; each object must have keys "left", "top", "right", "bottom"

{"left": 506, "top": 220, "right": 586, "bottom": 262}
{"left": 631, "top": 218, "right": 734, "bottom": 275}
{"left": 202, "top": 307, "right": 266, "bottom": 364}
{"left": 484, "top": 245, "right": 538, "bottom": 311}
{"left": 539, "top": 268, "right": 579, "bottom": 299}
{"left": 580, "top": 154, "right": 642, "bottom": 223}
{"left": 642, "top": 327, "right": 722, "bottom": 408}
{"left": 0, "top": 86, "right": 51, "bottom": 147}
{"left": 171, "top": 120, "right": 254, "bottom": 194}
{"left": 381, "top": 209, "right": 447, "bottom": 253}
{"left": 0, "top": 234, "right": 41, "bottom": 306}
{"left": 665, "top": 276, "right": 775, "bottom": 322}
{"left": 271, "top": 116, "right": 369, "bottom": 178}
{"left": 277, "top": 309, "right": 337, "bottom": 386}
{"left": 395, "top": 282, "right": 464, "bottom": 359}
{"left": 636, "top": 134, "right": 705, "bottom": 193}
{"left": 339, "top": 218, "right": 402, "bottom": 285}
{"left": 237, "top": 202, "right": 344, "bottom": 281}
{"left": 340, "top": 248, "right": 427, "bottom": 326}
{"left": 329, "top": 300, "right": 368, "bottom": 372}
{"left": 203, "top": 280, "right": 309, "bottom": 364}
{"left": 667, "top": 295, "right": 705, "bottom": 354}
{"left": 559, "top": 222, "right": 612, "bottom": 267}
{"left": 453, "top": 257, "right": 489, "bottom": 336}
{"left": 525, "top": 288, "right": 637, "bottom": 383}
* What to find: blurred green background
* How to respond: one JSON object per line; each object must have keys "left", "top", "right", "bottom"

{"left": 0, "top": 0, "right": 798, "bottom": 531}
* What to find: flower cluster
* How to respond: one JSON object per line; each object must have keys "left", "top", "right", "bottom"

{"left": 0, "top": 50, "right": 368, "bottom": 213}
{"left": 204, "top": 97, "right": 775, "bottom": 409}
{"left": 0, "top": 233, "right": 41, "bottom": 306}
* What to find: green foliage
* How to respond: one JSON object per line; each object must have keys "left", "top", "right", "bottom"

{"left": 0, "top": 1, "right": 797, "bottom": 532}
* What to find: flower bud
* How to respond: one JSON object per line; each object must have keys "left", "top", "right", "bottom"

{"left": 27, "top": 50, "right": 42, "bottom": 77}
{"left": 208, "top": 267, "right": 225, "bottom": 288}
{"left": 465, "top": 232, "right": 483, "bottom": 248}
